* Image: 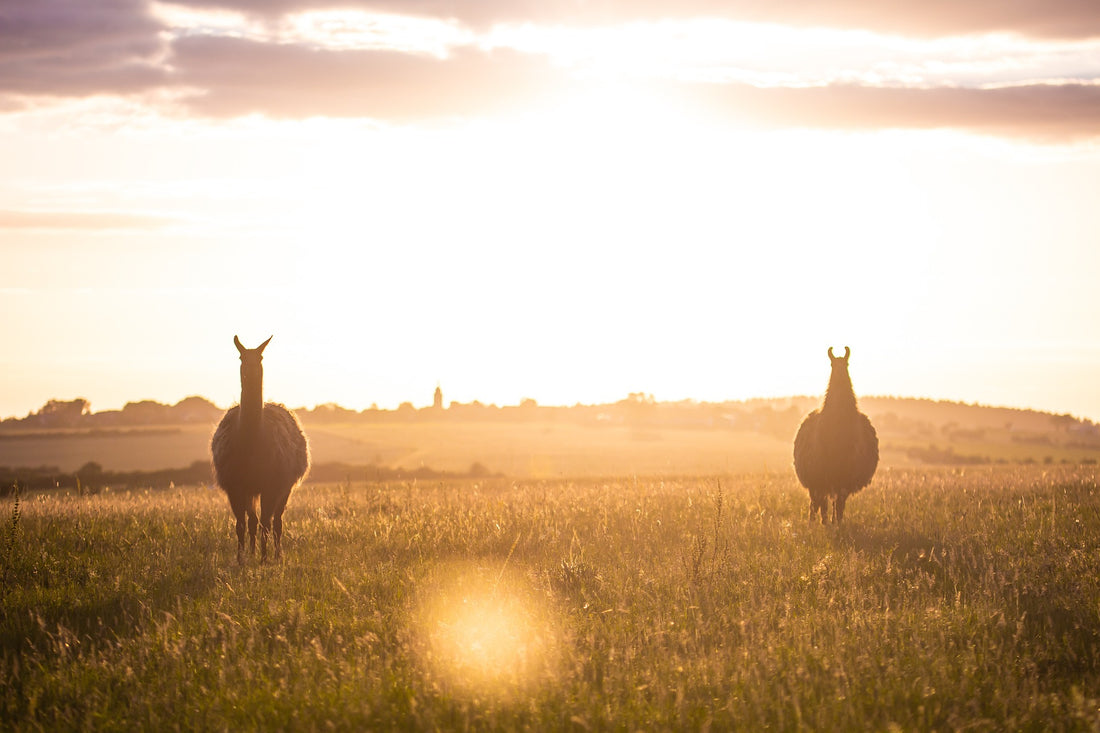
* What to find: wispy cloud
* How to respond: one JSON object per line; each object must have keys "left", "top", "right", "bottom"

{"left": 0, "top": 0, "right": 167, "bottom": 96}
{"left": 679, "top": 81, "right": 1100, "bottom": 141}
{"left": 495, "top": 21, "right": 1100, "bottom": 89}
{"left": 0, "top": 1, "right": 1098, "bottom": 139}
{"left": 0, "top": 210, "right": 175, "bottom": 230}
{"left": 169, "top": 35, "right": 564, "bottom": 119}
{"left": 163, "top": 0, "right": 1100, "bottom": 39}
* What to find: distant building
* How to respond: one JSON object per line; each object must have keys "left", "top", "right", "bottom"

{"left": 433, "top": 384, "right": 444, "bottom": 410}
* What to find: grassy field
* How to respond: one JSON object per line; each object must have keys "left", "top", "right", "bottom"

{"left": 3, "top": 466, "right": 1100, "bottom": 730}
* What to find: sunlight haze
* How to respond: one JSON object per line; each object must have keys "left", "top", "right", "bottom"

{"left": 2, "top": 1, "right": 1100, "bottom": 420}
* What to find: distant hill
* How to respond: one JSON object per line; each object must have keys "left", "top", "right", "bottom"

{"left": 1, "top": 393, "right": 1097, "bottom": 480}
{"left": 4, "top": 393, "right": 1095, "bottom": 436}
{"left": 2, "top": 396, "right": 223, "bottom": 430}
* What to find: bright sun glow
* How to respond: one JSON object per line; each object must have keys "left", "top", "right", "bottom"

{"left": 4, "top": 5, "right": 1100, "bottom": 420}
{"left": 413, "top": 564, "right": 559, "bottom": 697}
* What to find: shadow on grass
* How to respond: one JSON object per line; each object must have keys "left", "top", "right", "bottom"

{"left": 829, "top": 520, "right": 1100, "bottom": 680}
{"left": 0, "top": 553, "right": 220, "bottom": 658}
{"left": 828, "top": 521, "right": 938, "bottom": 560}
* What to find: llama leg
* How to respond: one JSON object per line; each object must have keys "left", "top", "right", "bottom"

{"left": 247, "top": 511, "right": 258, "bottom": 557}
{"left": 261, "top": 491, "right": 291, "bottom": 562}
{"left": 272, "top": 495, "right": 289, "bottom": 561}
{"left": 809, "top": 492, "right": 824, "bottom": 523}
{"left": 227, "top": 495, "right": 250, "bottom": 564}
{"left": 272, "top": 513, "right": 282, "bottom": 561}
{"left": 234, "top": 510, "right": 247, "bottom": 564}
{"left": 835, "top": 494, "right": 847, "bottom": 523}
{"left": 259, "top": 505, "right": 274, "bottom": 563}
{"left": 259, "top": 490, "right": 290, "bottom": 559}
{"left": 270, "top": 510, "right": 285, "bottom": 561}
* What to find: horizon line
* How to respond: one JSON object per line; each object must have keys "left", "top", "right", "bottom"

{"left": 4, "top": 392, "right": 1094, "bottom": 425}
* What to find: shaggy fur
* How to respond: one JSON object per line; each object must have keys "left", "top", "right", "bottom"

{"left": 793, "top": 346, "right": 878, "bottom": 523}
{"left": 211, "top": 336, "right": 309, "bottom": 563}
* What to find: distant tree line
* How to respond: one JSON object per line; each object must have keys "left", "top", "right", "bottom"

{"left": 3, "top": 397, "right": 223, "bottom": 430}
{"left": 4, "top": 393, "right": 1098, "bottom": 449}
{"left": 3, "top": 393, "right": 814, "bottom": 436}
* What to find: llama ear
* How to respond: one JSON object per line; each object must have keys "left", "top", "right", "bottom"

{"left": 234, "top": 335, "right": 246, "bottom": 354}
{"left": 257, "top": 335, "right": 273, "bottom": 353}
{"left": 843, "top": 346, "right": 851, "bottom": 360}
{"left": 827, "top": 347, "right": 835, "bottom": 361}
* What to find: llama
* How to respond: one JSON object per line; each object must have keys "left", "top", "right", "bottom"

{"left": 793, "top": 346, "right": 878, "bottom": 523}
{"left": 211, "top": 335, "right": 310, "bottom": 563}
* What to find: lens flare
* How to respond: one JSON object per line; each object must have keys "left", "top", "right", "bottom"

{"left": 412, "top": 564, "right": 560, "bottom": 698}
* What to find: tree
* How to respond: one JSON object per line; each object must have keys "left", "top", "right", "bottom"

{"left": 171, "top": 396, "right": 222, "bottom": 423}
{"left": 121, "top": 400, "right": 170, "bottom": 425}
{"left": 35, "top": 398, "right": 90, "bottom": 428}
{"left": 619, "top": 392, "right": 657, "bottom": 424}
{"left": 1050, "top": 413, "right": 1078, "bottom": 433}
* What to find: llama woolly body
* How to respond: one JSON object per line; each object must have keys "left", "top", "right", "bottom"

{"left": 793, "top": 346, "right": 878, "bottom": 523}
{"left": 211, "top": 335, "right": 309, "bottom": 563}
{"left": 210, "top": 403, "right": 309, "bottom": 502}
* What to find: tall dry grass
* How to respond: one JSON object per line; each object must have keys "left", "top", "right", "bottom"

{"left": 2, "top": 466, "right": 1099, "bottom": 729}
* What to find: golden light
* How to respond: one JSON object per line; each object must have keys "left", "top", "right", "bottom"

{"left": 412, "top": 563, "right": 561, "bottom": 698}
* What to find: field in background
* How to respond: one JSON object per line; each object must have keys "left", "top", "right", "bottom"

{"left": 2, "top": 404, "right": 1099, "bottom": 481}
{"left": 3, "top": 466, "right": 1100, "bottom": 729}
{"left": 0, "top": 422, "right": 792, "bottom": 477}
{"left": 310, "top": 421, "right": 797, "bottom": 477}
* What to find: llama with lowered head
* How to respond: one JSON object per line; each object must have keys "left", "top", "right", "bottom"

{"left": 211, "top": 335, "right": 309, "bottom": 563}
{"left": 793, "top": 346, "right": 878, "bottom": 523}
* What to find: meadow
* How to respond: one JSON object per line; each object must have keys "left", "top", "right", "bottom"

{"left": 3, "top": 465, "right": 1100, "bottom": 730}
{"left": 0, "top": 421, "right": 795, "bottom": 476}
{"left": 3, "top": 406, "right": 1097, "bottom": 481}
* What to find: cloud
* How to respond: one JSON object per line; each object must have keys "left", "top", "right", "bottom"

{"left": 169, "top": 35, "right": 566, "bottom": 119}
{"left": 0, "top": 210, "right": 175, "bottom": 230}
{"left": 1, "top": 2, "right": 1098, "bottom": 140}
{"left": 0, "top": 0, "right": 167, "bottom": 96}
{"left": 164, "top": 32, "right": 1100, "bottom": 140}
{"left": 166, "top": 30, "right": 1100, "bottom": 139}
{"left": 167, "top": 0, "right": 1100, "bottom": 39}
{"left": 681, "top": 81, "right": 1100, "bottom": 141}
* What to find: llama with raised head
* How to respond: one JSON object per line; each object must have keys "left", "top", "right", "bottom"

{"left": 211, "top": 335, "right": 309, "bottom": 563}
{"left": 793, "top": 346, "right": 878, "bottom": 523}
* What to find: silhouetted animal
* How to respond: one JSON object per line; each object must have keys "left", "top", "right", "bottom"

{"left": 211, "top": 336, "right": 309, "bottom": 563}
{"left": 793, "top": 346, "right": 878, "bottom": 523}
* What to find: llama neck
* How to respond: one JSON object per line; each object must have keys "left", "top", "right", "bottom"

{"left": 239, "top": 373, "right": 263, "bottom": 438}
{"left": 823, "top": 368, "right": 857, "bottom": 413}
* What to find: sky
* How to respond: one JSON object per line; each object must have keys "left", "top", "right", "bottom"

{"left": 2, "top": 0, "right": 1100, "bottom": 420}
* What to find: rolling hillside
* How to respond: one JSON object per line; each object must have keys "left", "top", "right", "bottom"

{"left": 0, "top": 396, "right": 1096, "bottom": 481}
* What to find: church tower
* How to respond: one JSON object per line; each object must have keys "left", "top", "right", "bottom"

{"left": 433, "top": 383, "right": 443, "bottom": 410}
